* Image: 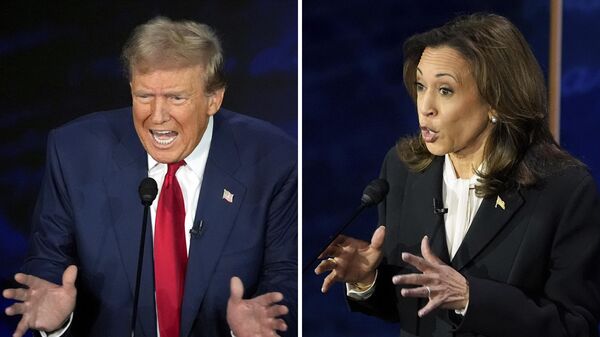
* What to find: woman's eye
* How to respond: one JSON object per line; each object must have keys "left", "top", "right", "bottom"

{"left": 415, "top": 82, "right": 425, "bottom": 91}
{"left": 439, "top": 87, "right": 453, "bottom": 96}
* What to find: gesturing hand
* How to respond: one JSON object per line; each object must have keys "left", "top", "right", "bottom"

{"left": 314, "top": 226, "right": 385, "bottom": 293}
{"left": 3, "top": 265, "right": 78, "bottom": 337}
{"left": 392, "top": 236, "right": 468, "bottom": 317}
{"left": 226, "top": 276, "right": 288, "bottom": 337}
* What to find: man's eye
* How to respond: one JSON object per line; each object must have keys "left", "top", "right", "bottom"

{"left": 136, "top": 95, "right": 151, "bottom": 102}
{"left": 170, "top": 96, "right": 186, "bottom": 103}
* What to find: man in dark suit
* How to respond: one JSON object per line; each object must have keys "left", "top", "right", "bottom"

{"left": 3, "top": 17, "right": 296, "bottom": 337}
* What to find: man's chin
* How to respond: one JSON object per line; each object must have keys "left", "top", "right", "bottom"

{"left": 146, "top": 149, "right": 184, "bottom": 164}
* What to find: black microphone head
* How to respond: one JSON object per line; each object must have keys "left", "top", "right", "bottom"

{"left": 360, "top": 178, "right": 389, "bottom": 207}
{"left": 138, "top": 177, "right": 158, "bottom": 207}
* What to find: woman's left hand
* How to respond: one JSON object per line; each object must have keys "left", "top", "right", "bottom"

{"left": 392, "top": 236, "right": 469, "bottom": 317}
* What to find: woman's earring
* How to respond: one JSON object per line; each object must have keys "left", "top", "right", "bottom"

{"left": 491, "top": 116, "right": 498, "bottom": 124}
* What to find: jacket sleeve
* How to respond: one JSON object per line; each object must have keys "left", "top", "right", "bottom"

{"left": 22, "top": 129, "right": 77, "bottom": 285}
{"left": 254, "top": 161, "right": 298, "bottom": 337}
{"left": 23, "top": 130, "right": 78, "bottom": 337}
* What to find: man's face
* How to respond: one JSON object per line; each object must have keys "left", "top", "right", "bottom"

{"left": 130, "top": 65, "right": 224, "bottom": 163}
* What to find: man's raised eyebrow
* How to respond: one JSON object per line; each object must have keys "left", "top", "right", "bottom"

{"left": 164, "top": 90, "right": 189, "bottom": 96}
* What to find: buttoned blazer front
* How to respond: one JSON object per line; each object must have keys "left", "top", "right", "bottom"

{"left": 23, "top": 107, "right": 298, "bottom": 337}
{"left": 349, "top": 147, "right": 600, "bottom": 337}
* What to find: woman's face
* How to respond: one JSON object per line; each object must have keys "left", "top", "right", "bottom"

{"left": 416, "top": 46, "right": 493, "bottom": 159}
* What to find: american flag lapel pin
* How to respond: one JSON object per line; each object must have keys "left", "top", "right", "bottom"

{"left": 222, "top": 189, "right": 234, "bottom": 203}
{"left": 495, "top": 195, "right": 506, "bottom": 210}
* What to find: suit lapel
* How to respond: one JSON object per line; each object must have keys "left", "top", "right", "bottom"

{"left": 403, "top": 156, "right": 451, "bottom": 264}
{"left": 451, "top": 189, "right": 524, "bottom": 271}
{"left": 180, "top": 113, "right": 246, "bottom": 337}
{"left": 105, "top": 118, "right": 157, "bottom": 337}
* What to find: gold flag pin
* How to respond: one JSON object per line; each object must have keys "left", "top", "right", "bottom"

{"left": 495, "top": 196, "right": 505, "bottom": 210}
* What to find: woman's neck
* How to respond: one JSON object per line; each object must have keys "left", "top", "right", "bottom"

{"left": 448, "top": 147, "right": 485, "bottom": 179}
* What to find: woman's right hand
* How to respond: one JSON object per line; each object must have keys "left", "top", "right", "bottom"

{"left": 314, "top": 226, "right": 385, "bottom": 293}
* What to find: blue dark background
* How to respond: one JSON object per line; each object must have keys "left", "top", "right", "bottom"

{"left": 303, "top": 1, "right": 600, "bottom": 336}
{"left": 0, "top": 1, "right": 297, "bottom": 336}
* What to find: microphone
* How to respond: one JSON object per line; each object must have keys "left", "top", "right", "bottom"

{"left": 190, "top": 220, "right": 205, "bottom": 239}
{"left": 131, "top": 178, "right": 158, "bottom": 336}
{"left": 361, "top": 178, "right": 389, "bottom": 207}
{"left": 139, "top": 178, "right": 158, "bottom": 206}
{"left": 433, "top": 198, "right": 448, "bottom": 215}
{"left": 303, "top": 178, "right": 389, "bottom": 273}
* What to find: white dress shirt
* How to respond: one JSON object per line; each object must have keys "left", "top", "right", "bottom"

{"left": 442, "top": 154, "right": 483, "bottom": 260}
{"left": 148, "top": 116, "right": 213, "bottom": 255}
{"left": 43, "top": 116, "right": 213, "bottom": 337}
{"left": 148, "top": 116, "right": 213, "bottom": 337}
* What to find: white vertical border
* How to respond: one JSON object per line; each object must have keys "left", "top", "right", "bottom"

{"left": 297, "top": 0, "right": 303, "bottom": 336}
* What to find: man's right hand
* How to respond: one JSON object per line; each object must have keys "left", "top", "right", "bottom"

{"left": 3, "top": 265, "right": 77, "bottom": 337}
{"left": 314, "top": 226, "right": 385, "bottom": 293}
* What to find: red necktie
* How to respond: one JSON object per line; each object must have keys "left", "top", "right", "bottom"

{"left": 154, "top": 161, "right": 187, "bottom": 337}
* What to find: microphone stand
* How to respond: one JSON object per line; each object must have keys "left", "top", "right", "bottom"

{"left": 302, "top": 204, "right": 366, "bottom": 273}
{"left": 131, "top": 205, "right": 150, "bottom": 336}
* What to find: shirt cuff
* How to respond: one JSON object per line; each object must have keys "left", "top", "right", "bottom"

{"left": 39, "top": 312, "right": 73, "bottom": 337}
{"left": 346, "top": 270, "right": 378, "bottom": 300}
{"left": 454, "top": 299, "right": 469, "bottom": 316}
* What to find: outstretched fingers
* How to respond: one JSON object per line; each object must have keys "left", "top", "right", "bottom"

{"left": 62, "top": 265, "right": 78, "bottom": 288}
{"left": 271, "top": 318, "right": 287, "bottom": 331}
{"left": 392, "top": 272, "right": 435, "bottom": 286}
{"left": 421, "top": 236, "right": 443, "bottom": 264}
{"left": 370, "top": 226, "right": 386, "bottom": 250}
{"left": 253, "top": 291, "right": 284, "bottom": 306}
{"left": 318, "top": 243, "right": 344, "bottom": 260}
{"left": 401, "top": 252, "right": 434, "bottom": 273}
{"left": 314, "top": 258, "right": 337, "bottom": 275}
{"left": 5, "top": 302, "right": 26, "bottom": 316}
{"left": 399, "top": 286, "right": 431, "bottom": 298}
{"left": 229, "top": 277, "right": 245, "bottom": 304}
{"left": 321, "top": 269, "right": 339, "bottom": 293}
{"left": 13, "top": 273, "right": 33, "bottom": 287}
{"left": 3, "top": 288, "right": 28, "bottom": 302}
{"left": 13, "top": 316, "right": 31, "bottom": 337}
{"left": 418, "top": 296, "right": 443, "bottom": 317}
{"left": 266, "top": 304, "right": 289, "bottom": 318}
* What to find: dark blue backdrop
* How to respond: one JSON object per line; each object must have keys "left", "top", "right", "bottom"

{"left": 0, "top": 1, "right": 297, "bottom": 336}
{"left": 303, "top": 1, "right": 600, "bottom": 336}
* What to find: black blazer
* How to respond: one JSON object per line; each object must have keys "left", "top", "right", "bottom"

{"left": 349, "top": 147, "right": 600, "bottom": 337}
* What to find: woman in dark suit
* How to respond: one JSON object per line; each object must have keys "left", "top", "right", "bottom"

{"left": 315, "top": 13, "right": 600, "bottom": 337}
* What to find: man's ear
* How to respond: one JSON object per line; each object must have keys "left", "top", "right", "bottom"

{"left": 207, "top": 88, "right": 225, "bottom": 116}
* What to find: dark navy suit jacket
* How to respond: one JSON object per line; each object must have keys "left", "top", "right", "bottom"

{"left": 23, "top": 107, "right": 297, "bottom": 337}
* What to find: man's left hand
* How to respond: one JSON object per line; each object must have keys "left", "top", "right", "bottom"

{"left": 226, "top": 276, "right": 288, "bottom": 337}
{"left": 392, "top": 236, "right": 469, "bottom": 317}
